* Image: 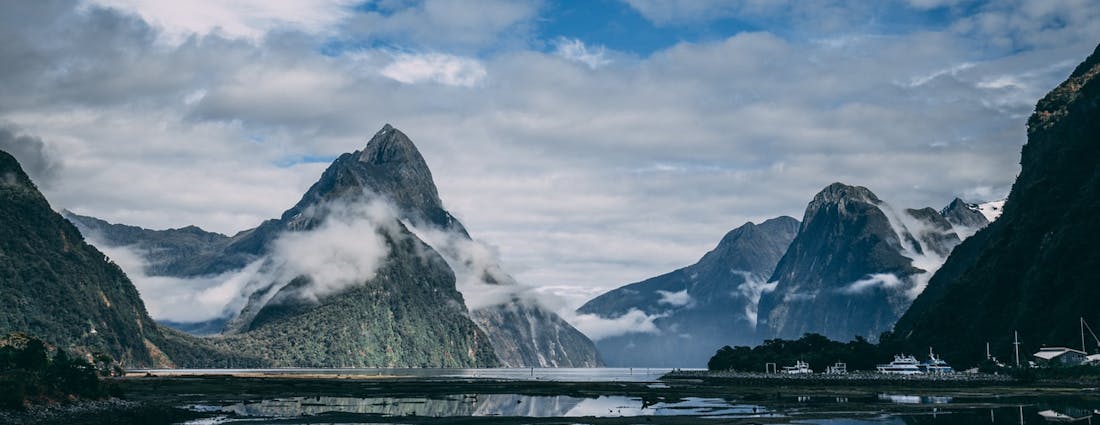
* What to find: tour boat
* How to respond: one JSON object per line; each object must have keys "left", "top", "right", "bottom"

{"left": 920, "top": 349, "right": 954, "bottom": 374}
{"left": 876, "top": 355, "right": 922, "bottom": 374}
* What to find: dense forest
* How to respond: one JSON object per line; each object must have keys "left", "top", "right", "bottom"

{"left": 708, "top": 333, "right": 892, "bottom": 372}
{"left": 0, "top": 333, "right": 113, "bottom": 410}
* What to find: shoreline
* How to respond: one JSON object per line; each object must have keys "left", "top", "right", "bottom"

{"left": 664, "top": 370, "right": 1100, "bottom": 389}
{"left": 5, "top": 373, "right": 1098, "bottom": 424}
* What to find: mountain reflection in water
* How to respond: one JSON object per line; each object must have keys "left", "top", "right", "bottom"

{"left": 196, "top": 395, "right": 772, "bottom": 419}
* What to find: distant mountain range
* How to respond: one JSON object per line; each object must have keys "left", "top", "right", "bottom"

{"left": 891, "top": 42, "right": 1100, "bottom": 365}
{"left": 578, "top": 216, "right": 799, "bottom": 366}
{"left": 756, "top": 183, "right": 964, "bottom": 343}
{"left": 581, "top": 182, "right": 1002, "bottom": 366}
{"left": 66, "top": 125, "right": 600, "bottom": 367}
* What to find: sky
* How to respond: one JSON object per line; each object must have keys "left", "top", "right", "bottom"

{"left": 2, "top": 0, "right": 1099, "bottom": 309}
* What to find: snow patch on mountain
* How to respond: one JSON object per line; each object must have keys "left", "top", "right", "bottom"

{"left": 978, "top": 199, "right": 1006, "bottom": 222}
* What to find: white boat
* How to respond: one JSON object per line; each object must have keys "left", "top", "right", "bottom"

{"left": 876, "top": 355, "right": 922, "bottom": 374}
{"left": 825, "top": 362, "right": 848, "bottom": 374}
{"left": 1037, "top": 408, "right": 1093, "bottom": 422}
{"left": 920, "top": 349, "right": 954, "bottom": 374}
{"left": 782, "top": 360, "right": 813, "bottom": 374}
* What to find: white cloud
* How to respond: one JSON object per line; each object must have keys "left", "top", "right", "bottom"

{"left": 268, "top": 200, "right": 394, "bottom": 302}
{"left": 404, "top": 222, "right": 530, "bottom": 310}
{"left": 841, "top": 273, "right": 905, "bottom": 294}
{"left": 88, "top": 196, "right": 398, "bottom": 322}
{"left": 736, "top": 272, "right": 778, "bottom": 327}
{"left": 380, "top": 53, "right": 487, "bottom": 87}
{"left": 948, "top": 0, "right": 1100, "bottom": 50}
{"left": 553, "top": 38, "right": 610, "bottom": 69}
{"left": 877, "top": 201, "right": 959, "bottom": 299}
{"left": 568, "top": 309, "right": 663, "bottom": 341}
{"left": 783, "top": 292, "right": 816, "bottom": 302}
{"left": 656, "top": 289, "right": 694, "bottom": 307}
{"left": 82, "top": 0, "right": 357, "bottom": 44}
{"left": 95, "top": 243, "right": 264, "bottom": 323}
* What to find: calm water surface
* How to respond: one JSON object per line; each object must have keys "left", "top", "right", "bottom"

{"left": 145, "top": 368, "right": 1099, "bottom": 424}
{"left": 132, "top": 367, "right": 683, "bottom": 382}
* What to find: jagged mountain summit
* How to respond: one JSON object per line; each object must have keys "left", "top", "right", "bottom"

{"left": 892, "top": 43, "right": 1100, "bottom": 365}
{"left": 68, "top": 125, "right": 600, "bottom": 367}
{"left": 0, "top": 150, "right": 257, "bottom": 368}
{"left": 226, "top": 124, "right": 599, "bottom": 367}
{"left": 755, "top": 183, "right": 964, "bottom": 342}
{"left": 578, "top": 216, "right": 800, "bottom": 367}
{"left": 940, "top": 198, "right": 990, "bottom": 233}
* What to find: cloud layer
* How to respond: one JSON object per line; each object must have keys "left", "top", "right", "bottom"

{"left": 3, "top": 0, "right": 1099, "bottom": 310}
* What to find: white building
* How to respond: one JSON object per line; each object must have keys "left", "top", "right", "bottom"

{"left": 1032, "top": 347, "right": 1087, "bottom": 366}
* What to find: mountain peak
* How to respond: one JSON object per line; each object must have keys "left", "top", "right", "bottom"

{"left": 359, "top": 124, "right": 424, "bottom": 166}
{"left": 943, "top": 197, "right": 969, "bottom": 211}
{"left": 802, "top": 183, "right": 881, "bottom": 227}
{"left": 939, "top": 198, "right": 991, "bottom": 233}
{"left": 814, "top": 182, "right": 880, "bottom": 204}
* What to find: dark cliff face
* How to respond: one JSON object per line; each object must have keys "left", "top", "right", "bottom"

{"left": 892, "top": 43, "right": 1100, "bottom": 365}
{"left": 0, "top": 150, "right": 256, "bottom": 368}
{"left": 756, "top": 183, "right": 932, "bottom": 343}
{"left": 578, "top": 216, "right": 800, "bottom": 367}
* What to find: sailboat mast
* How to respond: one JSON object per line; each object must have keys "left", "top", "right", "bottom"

{"left": 1013, "top": 331, "right": 1020, "bottom": 367}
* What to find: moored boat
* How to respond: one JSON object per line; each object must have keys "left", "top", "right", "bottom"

{"left": 876, "top": 355, "right": 922, "bottom": 374}
{"left": 782, "top": 360, "right": 813, "bottom": 374}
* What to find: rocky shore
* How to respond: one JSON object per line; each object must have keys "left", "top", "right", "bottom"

{"left": 0, "top": 398, "right": 199, "bottom": 425}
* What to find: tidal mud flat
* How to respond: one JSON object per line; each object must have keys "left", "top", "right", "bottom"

{"left": 23, "top": 371, "right": 1092, "bottom": 425}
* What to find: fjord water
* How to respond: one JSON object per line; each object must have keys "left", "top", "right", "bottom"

{"left": 136, "top": 368, "right": 1100, "bottom": 424}
{"left": 180, "top": 391, "right": 1100, "bottom": 424}
{"left": 131, "top": 367, "right": 681, "bottom": 382}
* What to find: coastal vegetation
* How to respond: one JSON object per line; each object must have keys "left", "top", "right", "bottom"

{"left": 707, "top": 333, "right": 886, "bottom": 372}
{"left": 0, "top": 333, "right": 113, "bottom": 410}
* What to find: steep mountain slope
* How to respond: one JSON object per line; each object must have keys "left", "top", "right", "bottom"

{"left": 0, "top": 150, "right": 254, "bottom": 368}
{"left": 0, "top": 150, "right": 164, "bottom": 366}
{"left": 222, "top": 125, "right": 597, "bottom": 367}
{"left": 189, "top": 126, "right": 502, "bottom": 367}
{"left": 69, "top": 125, "right": 599, "bottom": 367}
{"left": 578, "top": 216, "right": 800, "bottom": 367}
{"left": 756, "top": 183, "right": 962, "bottom": 342}
{"left": 892, "top": 43, "right": 1100, "bottom": 364}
